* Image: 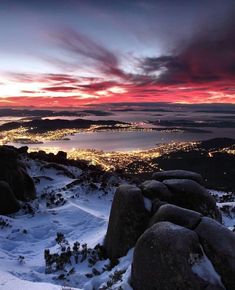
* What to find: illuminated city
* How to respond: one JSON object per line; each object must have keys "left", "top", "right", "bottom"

{"left": 67, "top": 142, "right": 198, "bottom": 173}
{"left": 0, "top": 123, "right": 152, "bottom": 145}
{"left": 0, "top": 122, "right": 234, "bottom": 175}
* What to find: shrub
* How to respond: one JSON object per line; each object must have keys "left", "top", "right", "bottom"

{"left": 44, "top": 233, "right": 107, "bottom": 274}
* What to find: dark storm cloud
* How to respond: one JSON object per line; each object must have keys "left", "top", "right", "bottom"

{"left": 141, "top": 56, "right": 185, "bottom": 74}
{"left": 141, "top": 11, "right": 235, "bottom": 85}
{"left": 41, "top": 81, "right": 121, "bottom": 93}
{"left": 52, "top": 0, "right": 235, "bottom": 89}
{"left": 56, "top": 29, "right": 127, "bottom": 79}
{"left": 78, "top": 81, "right": 119, "bottom": 91}
{"left": 42, "top": 86, "right": 78, "bottom": 92}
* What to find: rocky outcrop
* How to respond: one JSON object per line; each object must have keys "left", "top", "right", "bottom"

{"left": 140, "top": 180, "right": 172, "bottom": 201}
{"left": 195, "top": 217, "right": 235, "bottom": 290}
{"left": 28, "top": 149, "right": 90, "bottom": 171}
{"left": 9, "top": 167, "right": 36, "bottom": 201}
{"left": 104, "top": 170, "right": 234, "bottom": 290}
{"left": 0, "top": 146, "right": 36, "bottom": 214}
{"left": 104, "top": 171, "right": 222, "bottom": 261}
{"left": 131, "top": 211, "right": 233, "bottom": 289}
{"left": 104, "top": 184, "right": 148, "bottom": 260}
{"left": 0, "top": 181, "right": 20, "bottom": 214}
{"left": 131, "top": 222, "right": 225, "bottom": 290}
{"left": 163, "top": 179, "right": 222, "bottom": 222}
{"left": 149, "top": 204, "right": 202, "bottom": 230}
{"left": 153, "top": 169, "right": 204, "bottom": 185}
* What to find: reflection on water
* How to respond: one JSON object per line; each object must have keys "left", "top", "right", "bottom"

{"left": 0, "top": 116, "right": 23, "bottom": 126}
{"left": 9, "top": 127, "right": 235, "bottom": 153}
{"left": 3, "top": 110, "right": 235, "bottom": 153}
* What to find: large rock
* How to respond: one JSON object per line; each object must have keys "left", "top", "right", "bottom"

{"left": 21, "top": 169, "right": 36, "bottom": 200}
{"left": 0, "top": 146, "right": 18, "bottom": 162}
{"left": 195, "top": 217, "right": 235, "bottom": 290}
{"left": 131, "top": 222, "right": 225, "bottom": 290}
{"left": 17, "top": 146, "right": 29, "bottom": 154}
{"left": 163, "top": 179, "right": 222, "bottom": 222}
{"left": 0, "top": 181, "right": 20, "bottom": 214}
{"left": 0, "top": 146, "right": 36, "bottom": 201}
{"left": 56, "top": 150, "right": 67, "bottom": 161}
{"left": 140, "top": 180, "right": 172, "bottom": 201}
{"left": 149, "top": 204, "right": 202, "bottom": 230}
{"left": 153, "top": 170, "right": 204, "bottom": 185}
{"left": 104, "top": 184, "right": 148, "bottom": 260}
{"left": 10, "top": 168, "right": 36, "bottom": 201}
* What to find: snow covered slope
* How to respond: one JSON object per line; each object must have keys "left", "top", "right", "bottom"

{"left": 0, "top": 158, "right": 234, "bottom": 289}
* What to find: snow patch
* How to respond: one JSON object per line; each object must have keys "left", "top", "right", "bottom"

{"left": 143, "top": 197, "right": 152, "bottom": 212}
{"left": 83, "top": 249, "right": 134, "bottom": 290}
{"left": 0, "top": 270, "right": 79, "bottom": 290}
{"left": 192, "top": 247, "right": 224, "bottom": 287}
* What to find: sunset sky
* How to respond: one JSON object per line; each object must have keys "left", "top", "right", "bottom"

{"left": 0, "top": 0, "right": 234, "bottom": 108}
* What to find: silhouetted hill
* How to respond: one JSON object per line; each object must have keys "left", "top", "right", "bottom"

{"left": 0, "top": 118, "right": 126, "bottom": 133}
{"left": 199, "top": 138, "right": 235, "bottom": 150}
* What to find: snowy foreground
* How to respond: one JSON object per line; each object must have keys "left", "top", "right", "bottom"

{"left": 0, "top": 158, "right": 234, "bottom": 290}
